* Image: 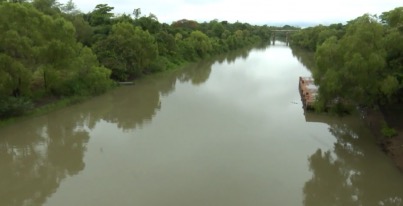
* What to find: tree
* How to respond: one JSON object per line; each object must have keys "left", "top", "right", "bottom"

{"left": 380, "top": 7, "right": 403, "bottom": 28}
{"left": 68, "top": 46, "right": 113, "bottom": 95}
{"left": 134, "top": 14, "right": 161, "bottom": 34}
{"left": 93, "top": 22, "right": 158, "bottom": 80}
{"left": 0, "top": 2, "right": 112, "bottom": 98}
{"left": 314, "top": 36, "right": 343, "bottom": 109}
{"left": 87, "top": 4, "right": 114, "bottom": 42}
{"left": 61, "top": 0, "right": 79, "bottom": 15}
{"left": 381, "top": 7, "right": 403, "bottom": 102}
{"left": 186, "top": 30, "right": 212, "bottom": 58}
{"left": 32, "top": 0, "right": 61, "bottom": 16}
{"left": 65, "top": 14, "right": 93, "bottom": 46}
{"left": 155, "top": 31, "right": 177, "bottom": 56}
{"left": 290, "top": 25, "right": 330, "bottom": 51}
{"left": 0, "top": 54, "right": 31, "bottom": 97}
{"left": 314, "top": 14, "right": 387, "bottom": 109}
{"left": 88, "top": 4, "right": 114, "bottom": 26}
{"left": 133, "top": 8, "right": 141, "bottom": 19}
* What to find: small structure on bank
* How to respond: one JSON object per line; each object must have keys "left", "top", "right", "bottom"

{"left": 299, "top": 77, "right": 318, "bottom": 110}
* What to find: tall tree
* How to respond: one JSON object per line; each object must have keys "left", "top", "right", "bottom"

{"left": 0, "top": 2, "right": 112, "bottom": 97}
{"left": 61, "top": 0, "right": 79, "bottom": 14}
{"left": 314, "top": 14, "right": 387, "bottom": 109}
{"left": 381, "top": 7, "right": 403, "bottom": 102}
{"left": 32, "top": 0, "right": 61, "bottom": 16}
{"left": 93, "top": 22, "right": 158, "bottom": 80}
{"left": 186, "top": 30, "right": 212, "bottom": 58}
{"left": 87, "top": 4, "right": 114, "bottom": 42}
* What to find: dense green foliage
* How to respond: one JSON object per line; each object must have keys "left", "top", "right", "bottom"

{"left": 0, "top": 2, "right": 113, "bottom": 118}
{"left": 291, "top": 24, "right": 345, "bottom": 51}
{"left": 0, "top": 1, "right": 273, "bottom": 119}
{"left": 290, "top": 7, "right": 403, "bottom": 111}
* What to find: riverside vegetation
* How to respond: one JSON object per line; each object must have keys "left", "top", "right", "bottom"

{"left": 0, "top": 0, "right": 280, "bottom": 121}
{"left": 290, "top": 7, "right": 403, "bottom": 169}
{"left": 290, "top": 7, "right": 403, "bottom": 114}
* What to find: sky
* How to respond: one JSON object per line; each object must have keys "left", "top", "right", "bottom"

{"left": 70, "top": 0, "right": 402, "bottom": 26}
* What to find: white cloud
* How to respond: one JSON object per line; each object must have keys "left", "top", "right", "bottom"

{"left": 67, "top": 0, "right": 402, "bottom": 25}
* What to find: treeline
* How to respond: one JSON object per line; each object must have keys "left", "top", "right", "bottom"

{"left": 290, "top": 7, "right": 403, "bottom": 112}
{"left": 0, "top": 0, "right": 273, "bottom": 119}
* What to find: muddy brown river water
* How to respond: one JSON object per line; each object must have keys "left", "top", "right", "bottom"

{"left": 1, "top": 42, "right": 403, "bottom": 206}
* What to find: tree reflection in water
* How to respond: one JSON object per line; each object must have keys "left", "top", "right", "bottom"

{"left": 0, "top": 109, "right": 90, "bottom": 206}
{"left": 179, "top": 60, "right": 214, "bottom": 86}
{"left": 290, "top": 45, "right": 316, "bottom": 72}
{"left": 0, "top": 44, "right": 258, "bottom": 206}
{"left": 304, "top": 117, "right": 403, "bottom": 206}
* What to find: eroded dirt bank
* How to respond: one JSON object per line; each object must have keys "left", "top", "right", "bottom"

{"left": 363, "top": 105, "right": 403, "bottom": 171}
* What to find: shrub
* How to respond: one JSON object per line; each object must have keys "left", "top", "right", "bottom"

{"left": 0, "top": 97, "right": 33, "bottom": 119}
{"left": 147, "top": 56, "right": 168, "bottom": 73}
{"left": 381, "top": 122, "right": 398, "bottom": 138}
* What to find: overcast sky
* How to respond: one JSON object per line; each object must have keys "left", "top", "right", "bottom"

{"left": 69, "top": 0, "right": 402, "bottom": 26}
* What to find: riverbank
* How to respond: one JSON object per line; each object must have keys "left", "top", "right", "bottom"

{"left": 0, "top": 95, "right": 91, "bottom": 128}
{"left": 362, "top": 105, "right": 403, "bottom": 171}
{"left": 0, "top": 60, "right": 196, "bottom": 128}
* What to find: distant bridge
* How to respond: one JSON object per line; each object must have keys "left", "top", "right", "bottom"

{"left": 270, "top": 29, "right": 299, "bottom": 45}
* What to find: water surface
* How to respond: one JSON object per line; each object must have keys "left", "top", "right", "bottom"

{"left": 1, "top": 42, "right": 403, "bottom": 206}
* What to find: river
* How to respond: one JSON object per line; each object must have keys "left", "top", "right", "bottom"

{"left": 1, "top": 42, "right": 403, "bottom": 206}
